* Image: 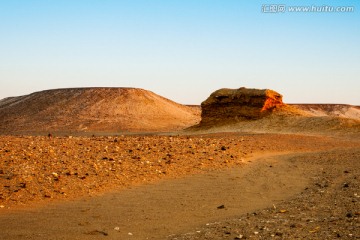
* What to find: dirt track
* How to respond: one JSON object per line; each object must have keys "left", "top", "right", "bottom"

{"left": 0, "top": 133, "right": 359, "bottom": 239}
{"left": 172, "top": 149, "right": 360, "bottom": 239}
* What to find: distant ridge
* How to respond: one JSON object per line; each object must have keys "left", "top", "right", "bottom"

{"left": 290, "top": 104, "right": 360, "bottom": 120}
{"left": 0, "top": 88, "right": 201, "bottom": 135}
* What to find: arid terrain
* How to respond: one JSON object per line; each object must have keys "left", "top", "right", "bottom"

{"left": 0, "top": 87, "right": 359, "bottom": 239}
{"left": 0, "top": 88, "right": 200, "bottom": 135}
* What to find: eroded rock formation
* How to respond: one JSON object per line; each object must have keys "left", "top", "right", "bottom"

{"left": 201, "top": 87, "right": 284, "bottom": 123}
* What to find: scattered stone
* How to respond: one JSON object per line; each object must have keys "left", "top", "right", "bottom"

{"left": 0, "top": 134, "right": 359, "bottom": 240}
{"left": 346, "top": 212, "right": 353, "bottom": 218}
{"left": 168, "top": 147, "right": 360, "bottom": 239}
{"left": 86, "top": 230, "right": 108, "bottom": 236}
{"left": 52, "top": 172, "right": 59, "bottom": 181}
{"left": 234, "top": 234, "right": 244, "bottom": 239}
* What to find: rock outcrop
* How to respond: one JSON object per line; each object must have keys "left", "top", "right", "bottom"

{"left": 200, "top": 87, "right": 284, "bottom": 124}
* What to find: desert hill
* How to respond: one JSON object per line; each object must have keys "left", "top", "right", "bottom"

{"left": 188, "top": 87, "right": 360, "bottom": 137}
{"left": 0, "top": 88, "right": 201, "bottom": 135}
{"left": 1, "top": 87, "right": 359, "bottom": 136}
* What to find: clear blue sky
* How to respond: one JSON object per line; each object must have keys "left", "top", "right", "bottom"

{"left": 1, "top": 0, "right": 359, "bottom": 104}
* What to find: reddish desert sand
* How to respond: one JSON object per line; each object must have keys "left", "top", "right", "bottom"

{"left": 0, "top": 133, "right": 359, "bottom": 239}
{"left": 0, "top": 87, "right": 359, "bottom": 239}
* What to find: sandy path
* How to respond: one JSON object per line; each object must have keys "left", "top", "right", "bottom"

{"left": 0, "top": 152, "right": 313, "bottom": 240}
{"left": 172, "top": 148, "right": 360, "bottom": 239}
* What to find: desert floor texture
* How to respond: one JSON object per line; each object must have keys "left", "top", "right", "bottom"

{"left": 0, "top": 132, "right": 359, "bottom": 239}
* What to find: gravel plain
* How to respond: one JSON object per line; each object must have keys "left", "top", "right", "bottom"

{"left": 0, "top": 133, "right": 359, "bottom": 239}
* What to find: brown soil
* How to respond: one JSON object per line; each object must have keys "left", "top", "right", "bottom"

{"left": 1, "top": 134, "right": 344, "bottom": 208}
{"left": 171, "top": 148, "right": 360, "bottom": 240}
{"left": 0, "top": 133, "right": 359, "bottom": 239}
{"left": 1, "top": 87, "right": 359, "bottom": 239}
{"left": 189, "top": 104, "right": 360, "bottom": 138}
{"left": 0, "top": 88, "right": 201, "bottom": 135}
{"left": 1, "top": 88, "right": 359, "bottom": 139}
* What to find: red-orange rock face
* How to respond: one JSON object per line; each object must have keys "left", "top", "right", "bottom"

{"left": 200, "top": 87, "right": 284, "bottom": 123}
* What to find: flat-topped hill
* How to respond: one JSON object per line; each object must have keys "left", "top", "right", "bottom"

{"left": 200, "top": 87, "right": 284, "bottom": 124}
{"left": 189, "top": 87, "right": 360, "bottom": 137}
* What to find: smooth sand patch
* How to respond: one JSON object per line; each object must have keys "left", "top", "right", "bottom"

{"left": 0, "top": 152, "right": 311, "bottom": 240}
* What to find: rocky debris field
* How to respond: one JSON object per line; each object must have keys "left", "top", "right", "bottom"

{"left": 170, "top": 149, "right": 360, "bottom": 240}
{"left": 0, "top": 134, "right": 352, "bottom": 209}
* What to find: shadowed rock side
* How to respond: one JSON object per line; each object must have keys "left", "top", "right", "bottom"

{"left": 0, "top": 88, "right": 201, "bottom": 135}
{"left": 200, "top": 87, "right": 284, "bottom": 124}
